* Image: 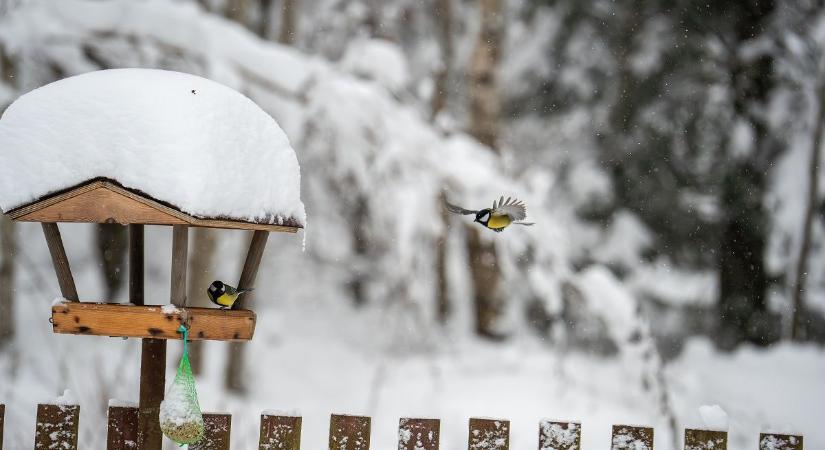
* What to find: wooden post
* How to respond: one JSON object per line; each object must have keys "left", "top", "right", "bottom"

{"left": 611, "top": 425, "right": 653, "bottom": 449}
{"left": 259, "top": 414, "right": 302, "bottom": 450}
{"left": 129, "top": 225, "right": 144, "bottom": 306}
{"left": 398, "top": 418, "right": 439, "bottom": 450}
{"left": 134, "top": 224, "right": 164, "bottom": 450}
{"left": 684, "top": 429, "right": 726, "bottom": 450}
{"left": 107, "top": 404, "right": 139, "bottom": 450}
{"left": 329, "top": 414, "right": 371, "bottom": 450}
{"left": 0, "top": 403, "right": 4, "bottom": 450}
{"left": 191, "top": 413, "right": 232, "bottom": 450}
{"left": 758, "top": 433, "right": 803, "bottom": 450}
{"left": 539, "top": 421, "right": 580, "bottom": 450}
{"left": 41, "top": 223, "right": 78, "bottom": 301}
{"left": 35, "top": 403, "right": 80, "bottom": 450}
{"left": 468, "top": 418, "right": 509, "bottom": 450}
{"left": 235, "top": 230, "right": 269, "bottom": 308}
{"left": 171, "top": 225, "right": 189, "bottom": 307}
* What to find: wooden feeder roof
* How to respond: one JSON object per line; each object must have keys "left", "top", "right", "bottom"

{"left": 6, "top": 178, "right": 301, "bottom": 232}
{"left": 0, "top": 69, "right": 306, "bottom": 232}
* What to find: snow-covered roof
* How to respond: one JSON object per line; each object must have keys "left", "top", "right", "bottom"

{"left": 0, "top": 68, "right": 305, "bottom": 228}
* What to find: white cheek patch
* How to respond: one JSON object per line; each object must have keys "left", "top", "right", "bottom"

{"left": 480, "top": 213, "right": 490, "bottom": 221}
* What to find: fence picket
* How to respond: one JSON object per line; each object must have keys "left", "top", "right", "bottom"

{"left": 329, "top": 414, "right": 371, "bottom": 450}
{"left": 539, "top": 421, "right": 580, "bottom": 450}
{"left": 758, "top": 433, "right": 803, "bottom": 450}
{"left": 106, "top": 405, "right": 139, "bottom": 450}
{"left": 611, "top": 425, "right": 653, "bottom": 450}
{"left": 191, "top": 413, "right": 231, "bottom": 450}
{"left": 684, "top": 429, "right": 726, "bottom": 450}
{"left": 34, "top": 403, "right": 80, "bottom": 450}
{"left": 469, "top": 418, "right": 510, "bottom": 450}
{"left": 259, "top": 414, "right": 302, "bottom": 450}
{"left": 398, "top": 418, "right": 440, "bottom": 450}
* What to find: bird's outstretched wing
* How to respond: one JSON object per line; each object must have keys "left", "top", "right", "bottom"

{"left": 444, "top": 199, "right": 478, "bottom": 215}
{"left": 491, "top": 196, "right": 527, "bottom": 221}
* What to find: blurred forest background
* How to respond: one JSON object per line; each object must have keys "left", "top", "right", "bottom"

{"left": 0, "top": 0, "right": 824, "bottom": 449}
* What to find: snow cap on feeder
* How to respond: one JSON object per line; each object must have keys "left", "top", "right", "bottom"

{"left": 0, "top": 68, "right": 305, "bottom": 230}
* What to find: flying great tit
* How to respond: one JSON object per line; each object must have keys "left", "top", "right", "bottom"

{"left": 445, "top": 196, "right": 535, "bottom": 232}
{"left": 207, "top": 280, "right": 252, "bottom": 309}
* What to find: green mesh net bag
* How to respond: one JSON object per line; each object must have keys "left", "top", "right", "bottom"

{"left": 160, "top": 325, "right": 204, "bottom": 445}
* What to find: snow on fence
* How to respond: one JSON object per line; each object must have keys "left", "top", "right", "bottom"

{"left": 0, "top": 402, "right": 804, "bottom": 450}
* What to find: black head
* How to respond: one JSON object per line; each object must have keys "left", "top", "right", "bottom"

{"left": 474, "top": 208, "right": 491, "bottom": 224}
{"left": 208, "top": 280, "right": 226, "bottom": 295}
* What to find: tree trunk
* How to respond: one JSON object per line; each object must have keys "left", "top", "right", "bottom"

{"left": 186, "top": 228, "right": 218, "bottom": 374}
{"left": 0, "top": 216, "right": 14, "bottom": 348}
{"left": 468, "top": 0, "right": 503, "bottom": 150}
{"left": 97, "top": 224, "right": 127, "bottom": 300}
{"left": 431, "top": 0, "right": 453, "bottom": 120}
{"left": 225, "top": 0, "right": 248, "bottom": 25}
{"left": 466, "top": 0, "right": 505, "bottom": 339}
{"left": 466, "top": 226, "right": 505, "bottom": 339}
{"left": 791, "top": 83, "right": 825, "bottom": 340}
{"left": 277, "top": 0, "right": 296, "bottom": 45}
{"left": 436, "top": 192, "right": 450, "bottom": 324}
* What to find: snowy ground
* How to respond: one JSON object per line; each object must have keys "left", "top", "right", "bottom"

{"left": 0, "top": 225, "right": 822, "bottom": 450}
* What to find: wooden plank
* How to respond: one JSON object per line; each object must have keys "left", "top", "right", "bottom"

{"left": 107, "top": 404, "right": 139, "bottom": 450}
{"left": 329, "top": 414, "right": 371, "bottom": 450}
{"left": 539, "top": 421, "right": 580, "bottom": 450}
{"left": 684, "top": 429, "right": 726, "bottom": 450}
{"left": 138, "top": 339, "right": 165, "bottom": 450}
{"left": 399, "top": 418, "right": 439, "bottom": 450}
{"left": 128, "top": 225, "right": 144, "bottom": 306}
{"left": 259, "top": 414, "right": 302, "bottom": 450}
{"left": 759, "top": 434, "right": 803, "bottom": 450}
{"left": 171, "top": 225, "right": 189, "bottom": 307}
{"left": 468, "top": 418, "right": 509, "bottom": 450}
{"left": 191, "top": 413, "right": 232, "bottom": 450}
{"left": 611, "top": 425, "right": 653, "bottom": 450}
{"left": 41, "top": 223, "right": 78, "bottom": 301}
{"left": 51, "top": 303, "right": 256, "bottom": 341}
{"left": 35, "top": 403, "right": 80, "bottom": 450}
{"left": 0, "top": 403, "right": 4, "bottom": 450}
{"left": 11, "top": 180, "right": 301, "bottom": 232}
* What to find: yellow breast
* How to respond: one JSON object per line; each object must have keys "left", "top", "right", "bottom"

{"left": 487, "top": 214, "right": 512, "bottom": 229}
{"left": 216, "top": 293, "right": 237, "bottom": 307}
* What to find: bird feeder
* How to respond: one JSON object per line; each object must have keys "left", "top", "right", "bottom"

{"left": 0, "top": 69, "right": 306, "bottom": 449}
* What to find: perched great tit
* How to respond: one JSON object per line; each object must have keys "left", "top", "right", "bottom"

{"left": 445, "top": 196, "right": 535, "bottom": 232}
{"left": 207, "top": 280, "right": 252, "bottom": 309}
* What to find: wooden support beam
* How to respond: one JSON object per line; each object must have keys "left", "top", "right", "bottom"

{"left": 129, "top": 225, "right": 144, "bottom": 306}
{"left": 35, "top": 403, "right": 80, "bottom": 450}
{"left": 759, "top": 433, "right": 803, "bottom": 450}
{"left": 171, "top": 225, "right": 189, "bottom": 307}
{"left": 51, "top": 303, "right": 256, "bottom": 341}
{"left": 468, "top": 418, "right": 509, "bottom": 450}
{"left": 611, "top": 425, "right": 654, "bottom": 449}
{"left": 41, "top": 223, "right": 78, "bottom": 301}
{"left": 329, "top": 414, "right": 371, "bottom": 450}
{"left": 398, "top": 418, "right": 439, "bottom": 450}
{"left": 191, "top": 413, "right": 232, "bottom": 450}
{"left": 259, "top": 414, "right": 302, "bottom": 450}
{"left": 539, "top": 421, "right": 580, "bottom": 450}
{"left": 235, "top": 230, "right": 269, "bottom": 308}
{"left": 107, "top": 404, "right": 139, "bottom": 450}
{"left": 684, "top": 429, "right": 726, "bottom": 450}
{"left": 138, "top": 339, "right": 165, "bottom": 450}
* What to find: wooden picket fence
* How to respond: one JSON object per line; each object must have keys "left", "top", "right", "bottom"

{"left": 0, "top": 402, "right": 805, "bottom": 450}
